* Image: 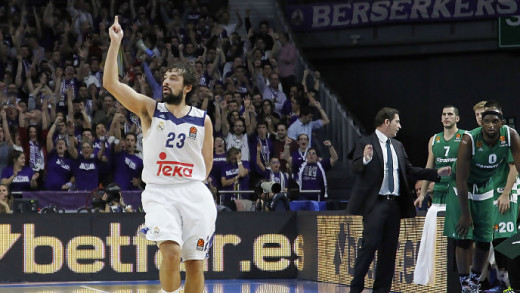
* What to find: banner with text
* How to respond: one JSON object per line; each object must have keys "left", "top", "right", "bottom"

{"left": 0, "top": 213, "right": 299, "bottom": 282}
{"left": 0, "top": 212, "right": 447, "bottom": 293}
{"left": 286, "top": 0, "right": 520, "bottom": 31}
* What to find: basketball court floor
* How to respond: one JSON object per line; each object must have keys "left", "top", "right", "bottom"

{"left": 0, "top": 279, "right": 374, "bottom": 292}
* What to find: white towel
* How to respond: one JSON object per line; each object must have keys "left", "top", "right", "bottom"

{"left": 413, "top": 204, "right": 446, "bottom": 285}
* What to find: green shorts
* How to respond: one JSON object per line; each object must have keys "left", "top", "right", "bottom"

{"left": 444, "top": 179, "right": 495, "bottom": 242}
{"left": 432, "top": 190, "right": 448, "bottom": 205}
{"left": 492, "top": 187, "right": 519, "bottom": 239}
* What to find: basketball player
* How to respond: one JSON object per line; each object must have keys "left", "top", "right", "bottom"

{"left": 413, "top": 105, "right": 465, "bottom": 285}
{"left": 104, "top": 16, "right": 216, "bottom": 293}
{"left": 444, "top": 101, "right": 520, "bottom": 293}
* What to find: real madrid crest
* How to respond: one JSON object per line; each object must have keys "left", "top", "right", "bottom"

{"left": 157, "top": 121, "right": 165, "bottom": 132}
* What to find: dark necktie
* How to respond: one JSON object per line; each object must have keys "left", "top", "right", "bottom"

{"left": 386, "top": 139, "right": 394, "bottom": 193}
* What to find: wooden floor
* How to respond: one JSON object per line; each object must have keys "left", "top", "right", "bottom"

{"left": 0, "top": 279, "right": 376, "bottom": 292}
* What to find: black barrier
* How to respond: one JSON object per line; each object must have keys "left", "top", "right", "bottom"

{"left": 0, "top": 212, "right": 452, "bottom": 293}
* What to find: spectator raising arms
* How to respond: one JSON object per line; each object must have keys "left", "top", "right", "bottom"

{"left": 296, "top": 141, "right": 338, "bottom": 201}
{"left": 44, "top": 116, "right": 76, "bottom": 191}
{"left": 112, "top": 130, "right": 143, "bottom": 191}
{"left": 72, "top": 140, "right": 105, "bottom": 191}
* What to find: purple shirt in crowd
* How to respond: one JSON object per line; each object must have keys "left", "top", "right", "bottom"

{"left": 112, "top": 151, "right": 144, "bottom": 190}
{"left": 44, "top": 151, "right": 74, "bottom": 190}
{"left": 291, "top": 149, "right": 308, "bottom": 179}
{"left": 250, "top": 135, "right": 274, "bottom": 175}
{"left": 1, "top": 166, "right": 35, "bottom": 191}
{"left": 221, "top": 160, "right": 251, "bottom": 200}
{"left": 297, "top": 158, "right": 331, "bottom": 200}
{"left": 93, "top": 138, "right": 112, "bottom": 178}
{"left": 211, "top": 153, "right": 227, "bottom": 189}
{"left": 74, "top": 156, "right": 101, "bottom": 191}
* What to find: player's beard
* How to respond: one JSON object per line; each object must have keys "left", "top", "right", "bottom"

{"left": 162, "top": 89, "right": 184, "bottom": 105}
{"left": 485, "top": 130, "right": 499, "bottom": 140}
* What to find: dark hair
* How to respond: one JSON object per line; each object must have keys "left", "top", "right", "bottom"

{"left": 443, "top": 105, "right": 459, "bottom": 116}
{"left": 233, "top": 117, "right": 246, "bottom": 128}
{"left": 306, "top": 147, "right": 317, "bottom": 156}
{"left": 300, "top": 106, "right": 312, "bottom": 117}
{"left": 214, "top": 135, "right": 226, "bottom": 149}
{"left": 256, "top": 120, "right": 268, "bottom": 129}
{"left": 8, "top": 150, "right": 24, "bottom": 167}
{"left": 226, "top": 110, "right": 240, "bottom": 126}
{"left": 297, "top": 133, "right": 309, "bottom": 141}
{"left": 260, "top": 99, "right": 274, "bottom": 113}
{"left": 167, "top": 61, "right": 198, "bottom": 103}
{"left": 374, "top": 107, "right": 399, "bottom": 128}
{"left": 484, "top": 100, "right": 502, "bottom": 112}
{"left": 124, "top": 132, "right": 137, "bottom": 141}
{"left": 82, "top": 128, "right": 93, "bottom": 135}
{"left": 26, "top": 125, "right": 42, "bottom": 142}
{"left": 276, "top": 122, "right": 287, "bottom": 130}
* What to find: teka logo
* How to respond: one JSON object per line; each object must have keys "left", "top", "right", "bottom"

{"left": 156, "top": 152, "right": 194, "bottom": 177}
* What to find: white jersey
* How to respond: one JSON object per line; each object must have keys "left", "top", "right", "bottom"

{"left": 142, "top": 103, "right": 207, "bottom": 184}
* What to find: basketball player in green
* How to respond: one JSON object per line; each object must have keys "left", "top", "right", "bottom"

{"left": 445, "top": 101, "right": 520, "bottom": 293}
{"left": 415, "top": 105, "right": 465, "bottom": 207}
{"left": 413, "top": 105, "right": 465, "bottom": 285}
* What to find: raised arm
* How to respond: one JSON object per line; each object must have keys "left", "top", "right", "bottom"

{"left": 0, "top": 109, "right": 12, "bottom": 146}
{"left": 282, "top": 137, "right": 293, "bottom": 170}
{"left": 324, "top": 140, "right": 338, "bottom": 166}
{"left": 313, "top": 101, "right": 329, "bottom": 126}
{"left": 66, "top": 121, "right": 78, "bottom": 159}
{"left": 111, "top": 113, "right": 123, "bottom": 153}
{"left": 256, "top": 142, "right": 266, "bottom": 173}
{"left": 103, "top": 16, "right": 156, "bottom": 134}
{"left": 202, "top": 116, "right": 214, "bottom": 179}
{"left": 213, "top": 96, "right": 222, "bottom": 133}
{"left": 46, "top": 117, "right": 61, "bottom": 151}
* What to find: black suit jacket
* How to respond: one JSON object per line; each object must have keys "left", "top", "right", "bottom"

{"left": 347, "top": 133, "right": 440, "bottom": 219}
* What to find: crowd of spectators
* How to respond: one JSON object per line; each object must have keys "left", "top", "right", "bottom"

{"left": 0, "top": 0, "right": 337, "bottom": 212}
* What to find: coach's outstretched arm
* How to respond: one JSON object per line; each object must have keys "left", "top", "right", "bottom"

{"left": 103, "top": 16, "right": 155, "bottom": 132}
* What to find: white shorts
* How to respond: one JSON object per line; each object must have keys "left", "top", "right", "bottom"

{"left": 140, "top": 181, "right": 217, "bottom": 261}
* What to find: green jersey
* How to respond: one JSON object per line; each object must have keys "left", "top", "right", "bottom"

{"left": 465, "top": 125, "right": 512, "bottom": 186}
{"left": 491, "top": 151, "right": 513, "bottom": 195}
{"left": 431, "top": 129, "right": 465, "bottom": 192}
{"left": 445, "top": 125, "right": 513, "bottom": 242}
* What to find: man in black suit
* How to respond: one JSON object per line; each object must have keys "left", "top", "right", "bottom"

{"left": 347, "top": 107, "right": 452, "bottom": 293}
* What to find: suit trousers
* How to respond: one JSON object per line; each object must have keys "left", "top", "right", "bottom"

{"left": 350, "top": 196, "right": 402, "bottom": 293}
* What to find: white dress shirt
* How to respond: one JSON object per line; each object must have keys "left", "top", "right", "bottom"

{"left": 365, "top": 130, "right": 400, "bottom": 195}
